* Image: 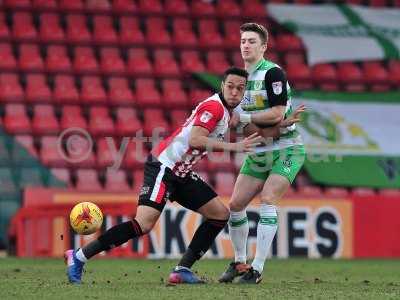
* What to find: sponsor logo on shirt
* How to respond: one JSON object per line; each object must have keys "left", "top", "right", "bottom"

{"left": 200, "top": 111, "right": 213, "bottom": 123}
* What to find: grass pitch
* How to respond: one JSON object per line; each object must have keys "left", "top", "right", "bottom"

{"left": 0, "top": 258, "right": 399, "bottom": 300}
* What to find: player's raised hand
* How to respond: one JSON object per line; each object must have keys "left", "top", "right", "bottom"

{"left": 280, "top": 104, "right": 306, "bottom": 127}
{"left": 235, "top": 132, "right": 263, "bottom": 153}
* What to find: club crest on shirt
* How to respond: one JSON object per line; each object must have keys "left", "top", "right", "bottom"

{"left": 272, "top": 81, "right": 283, "bottom": 95}
{"left": 200, "top": 111, "right": 213, "bottom": 123}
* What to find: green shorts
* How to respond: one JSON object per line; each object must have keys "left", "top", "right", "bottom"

{"left": 240, "top": 145, "right": 305, "bottom": 183}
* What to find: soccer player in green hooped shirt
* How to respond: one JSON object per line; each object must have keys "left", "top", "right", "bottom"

{"left": 219, "top": 23, "right": 306, "bottom": 284}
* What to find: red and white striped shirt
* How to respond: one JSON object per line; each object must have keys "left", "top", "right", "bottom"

{"left": 151, "top": 93, "right": 230, "bottom": 177}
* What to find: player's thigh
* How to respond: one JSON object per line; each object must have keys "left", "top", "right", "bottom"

{"left": 135, "top": 205, "right": 162, "bottom": 233}
{"left": 260, "top": 174, "right": 290, "bottom": 205}
{"left": 174, "top": 172, "right": 221, "bottom": 215}
{"left": 196, "top": 196, "right": 229, "bottom": 220}
{"left": 229, "top": 173, "right": 264, "bottom": 212}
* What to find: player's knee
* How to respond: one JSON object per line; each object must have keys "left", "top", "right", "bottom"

{"left": 229, "top": 200, "right": 246, "bottom": 212}
{"left": 260, "top": 193, "right": 278, "bottom": 205}
{"left": 135, "top": 217, "right": 156, "bottom": 234}
{"left": 218, "top": 205, "right": 230, "bottom": 220}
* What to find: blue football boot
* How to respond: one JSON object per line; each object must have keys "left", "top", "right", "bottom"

{"left": 168, "top": 266, "right": 205, "bottom": 284}
{"left": 64, "top": 249, "right": 84, "bottom": 284}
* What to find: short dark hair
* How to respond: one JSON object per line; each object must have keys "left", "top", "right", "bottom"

{"left": 240, "top": 22, "right": 268, "bottom": 44}
{"left": 222, "top": 66, "right": 248, "bottom": 82}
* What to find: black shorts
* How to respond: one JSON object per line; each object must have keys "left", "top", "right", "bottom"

{"left": 138, "top": 156, "right": 218, "bottom": 212}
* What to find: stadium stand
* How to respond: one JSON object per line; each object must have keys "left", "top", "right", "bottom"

{"left": 0, "top": 0, "right": 399, "bottom": 250}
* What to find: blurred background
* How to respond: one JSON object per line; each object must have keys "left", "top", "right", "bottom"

{"left": 0, "top": 0, "right": 399, "bottom": 259}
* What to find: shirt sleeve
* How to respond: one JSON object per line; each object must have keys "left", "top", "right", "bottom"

{"left": 265, "top": 67, "right": 288, "bottom": 107}
{"left": 193, "top": 100, "right": 225, "bottom": 132}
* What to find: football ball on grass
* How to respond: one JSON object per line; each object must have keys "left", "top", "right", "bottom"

{"left": 69, "top": 202, "right": 103, "bottom": 235}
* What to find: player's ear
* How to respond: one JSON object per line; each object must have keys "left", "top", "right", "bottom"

{"left": 220, "top": 81, "right": 224, "bottom": 92}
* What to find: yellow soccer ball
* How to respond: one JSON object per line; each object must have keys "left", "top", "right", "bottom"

{"left": 69, "top": 202, "right": 103, "bottom": 235}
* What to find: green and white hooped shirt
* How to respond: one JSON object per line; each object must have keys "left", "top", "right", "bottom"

{"left": 237, "top": 58, "right": 303, "bottom": 153}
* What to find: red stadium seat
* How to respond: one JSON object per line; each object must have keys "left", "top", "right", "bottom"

{"left": 369, "top": 0, "right": 386, "bottom": 7}
{"left": 115, "top": 107, "right": 141, "bottom": 136}
{"left": 146, "top": 27, "right": 171, "bottom": 47}
{"left": 138, "top": 0, "right": 163, "bottom": 14}
{"left": 169, "top": 109, "right": 189, "bottom": 131}
{"left": 206, "top": 50, "right": 230, "bottom": 75}
{"left": 135, "top": 79, "right": 162, "bottom": 107}
{"left": 53, "top": 75, "right": 80, "bottom": 104}
{"left": 223, "top": 21, "right": 241, "bottom": 48}
{"left": 165, "top": 0, "right": 190, "bottom": 16}
{"left": 378, "top": 189, "right": 400, "bottom": 197}
{"left": 311, "top": 64, "right": 339, "bottom": 92}
{"left": 199, "top": 31, "right": 224, "bottom": 49}
{"left": 198, "top": 20, "right": 219, "bottom": 34}
{"left": 108, "top": 77, "right": 135, "bottom": 106}
{"left": 216, "top": 0, "right": 241, "bottom": 18}
{"left": 180, "top": 50, "right": 205, "bottom": 74}
{"left": 215, "top": 172, "right": 235, "bottom": 196}
{"left": 86, "top": 0, "right": 111, "bottom": 13}
{"left": 0, "top": 13, "right": 11, "bottom": 41}
{"left": 191, "top": 1, "right": 216, "bottom": 17}
{"left": 50, "top": 168, "right": 72, "bottom": 187}
{"left": 0, "top": 44, "right": 16, "bottom": 71}
{"left": 362, "top": 62, "right": 390, "bottom": 92}
{"left": 105, "top": 170, "right": 131, "bottom": 191}
{"left": 89, "top": 106, "right": 115, "bottom": 136}
{"left": 276, "top": 34, "right": 304, "bottom": 53}
{"left": 188, "top": 89, "right": 210, "bottom": 108}
{"left": 123, "top": 142, "right": 148, "bottom": 170}
{"left": 60, "top": 105, "right": 87, "bottom": 130}
{"left": 76, "top": 169, "right": 102, "bottom": 191}
{"left": 32, "top": 104, "right": 59, "bottom": 135}
{"left": 145, "top": 17, "right": 166, "bottom": 31}
{"left": 283, "top": 52, "right": 305, "bottom": 66}
{"left": 286, "top": 63, "right": 313, "bottom": 90}
{"left": 142, "top": 108, "right": 170, "bottom": 137}
{"left": 161, "top": 79, "right": 188, "bottom": 109}
{"left": 93, "top": 16, "right": 118, "bottom": 45}
{"left": 96, "top": 137, "right": 115, "bottom": 168}
{"left": 25, "top": 74, "right": 51, "bottom": 103}
{"left": 337, "top": 62, "right": 365, "bottom": 92}
{"left": 112, "top": 0, "right": 137, "bottom": 13}
{"left": 66, "top": 14, "right": 91, "bottom": 44}
{"left": 298, "top": 186, "right": 324, "bottom": 197}
{"left": 127, "top": 48, "right": 153, "bottom": 76}
{"left": 45, "top": 45, "right": 72, "bottom": 73}
{"left": 0, "top": 73, "right": 23, "bottom": 102}
{"left": 73, "top": 47, "right": 99, "bottom": 74}
{"left": 33, "top": 0, "right": 57, "bottom": 9}
{"left": 231, "top": 51, "right": 244, "bottom": 68}
{"left": 12, "top": 12, "right": 37, "bottom": 41}
{"left": 19, "top": 44, "right": 44, "bottom": 72}
{"left": 59, "top": 0, "right": 84, "bottom": 11}
{"left": 40, "top": 136, "right": 67, "bottom": 167}
{"left": 351, "top": 188, "right": 376, "bottom": 197}
{"left": 119, "top": 17, "right": 144, "bottom": 45}
{"left": 39, "top": 13, "right": 65, "bottom": 43}
{"left": 5, "top": 0, "right": 31, "bottom": 9}
{"left": 100, "top": 47, "right": 125, "bottom": 75}
{"left": 80, "top": 76, "right": 107, "bottom": 105}
{"left": 172, "top": 29, "right": 198, "bottom": 48}
{"left": 242, "top": 0, "right": 267, "bottom": 19}
{"left": 4, "top": 104, "right": 31, "bottom": 134}
{"left": 65, "top": 135, "right": 96, "bottom": 168}
{"left": 325, "top": 187, "right": 349, "bottom": 198}
{"left": 172, "top": 18, "right": 193, "bottom": 32}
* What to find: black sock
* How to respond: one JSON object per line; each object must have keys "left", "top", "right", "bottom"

{"left": 178, "top": 218, "right": 227, "bottom": 268}
{"left": 82, "top": 219, "right": 143, "bottom": 259}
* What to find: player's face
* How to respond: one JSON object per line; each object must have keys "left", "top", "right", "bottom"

{"left": 221, "top": 74, "right": 247, "bottom": 109}
{"left": 240, "top": 31, "right": 266, "bottom": 63}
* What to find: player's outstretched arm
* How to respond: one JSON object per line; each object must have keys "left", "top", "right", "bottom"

{"left": 189, "top": 126, "right": 262, "bottom": 153}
